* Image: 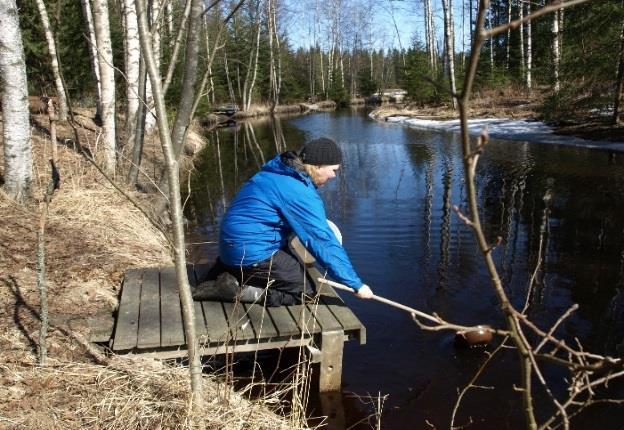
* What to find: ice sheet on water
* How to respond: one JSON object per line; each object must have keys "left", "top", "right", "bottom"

{"left": 381, "top": 115, "right": 624, "bottom": 152}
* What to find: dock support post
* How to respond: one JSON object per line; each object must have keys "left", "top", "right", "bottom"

{"left": 319, "top": 329, "right": 344, "bottom": 392}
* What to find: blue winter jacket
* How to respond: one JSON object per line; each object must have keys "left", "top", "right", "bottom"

{"left": 219, "top": 153, "right": 363, "bottom": 290}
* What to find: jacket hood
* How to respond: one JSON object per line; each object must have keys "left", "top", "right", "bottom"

{"left": 261, "top": 152, "right": 314, "bottom": 187}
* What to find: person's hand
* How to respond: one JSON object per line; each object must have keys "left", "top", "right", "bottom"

{"left": 356, "top": 284, "right": 374, "bottom": 299}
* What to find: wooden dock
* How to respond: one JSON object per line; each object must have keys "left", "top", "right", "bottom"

{"left": 109, "top": 263, "right": 366, "bottom": 392}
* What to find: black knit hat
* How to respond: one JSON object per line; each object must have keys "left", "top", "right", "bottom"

{"left": 300, "top": 138, "right": 342, "bottom": 166}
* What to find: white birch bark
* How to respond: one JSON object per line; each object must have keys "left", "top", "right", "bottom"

{"left": 272, "top": 0, "right": 282, "bottom": 103}
{"left": 242, "top": 7, "right": 261, "bottom": 110}
{"left": 488, "top": 7, "right": 494, "bottom": 76}
{"left": 0, "top": 0, "right": 33, "bottom": 201}
{"left": 526, "top": 0, "right": 532, "bottom": 92}
{"left": 506, "top": 0, "right": 512, "bottom": 70}
{"left": 35, "top": 0, "right": 68, "bottom": 121}
{"left": 145, "top": 0, "right": 162, "bottom": 134}
{"left": 441, "top": 0, "right": 457, "bottom": 108}
{"left": 80, "top": 0, "right": 101, "bottom": 119}
{"left": 165, "top": 0, "right": 174, "bottom": 46}
{"left": 424, "top": 0, "right": 433, "bottom": 70}
{"left": 520, "top": 0, "right": 525, "bottom": 78}
{"left": 92, "top": 0, "right": 117, "bottom": 173}
{"left": 551, "top": 5, "right": 560, "bottom": 93}
{"left": 124, "top": 0, "right": 140, "bottom": 152}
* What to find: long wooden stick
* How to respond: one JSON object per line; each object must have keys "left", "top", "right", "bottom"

{"left": 316, "top": 278, "right": 440, "bottom": 324}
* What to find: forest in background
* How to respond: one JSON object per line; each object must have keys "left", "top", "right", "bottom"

{"left": 16, "top": 0, "right": 624, "bottom": 122}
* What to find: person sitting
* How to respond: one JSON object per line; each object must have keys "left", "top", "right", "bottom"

{"left": 194, "top": 137, "right": 373, "bottom": 306}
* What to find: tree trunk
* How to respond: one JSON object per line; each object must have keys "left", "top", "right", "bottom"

{"left": 144, "top": 0, "right": 162, "bottom": 134}
{"left": 128, "top": 55, "right": 147, "bottom": 186}
{"left": 267, "top": 0, "right": 277, "bottom": 110}
{"left": 442, "top": 0, "right": 457, "bottom": 108}
{"left": 424, "top": 0, "right": 433, "bottom": 70}
{"left": 171, "top": 0, "right": 203, "bottom": 159}
{"left": 613, "top": 20, "right": 624, "bottom": 125}
{"left": 124, "top": 0, "right": 140, "bottom": 166}
{"left": 551, "top": 4, "right": 561, "bottom": 93}
{"left": 80, "top": 0, "right": 102, "bottom": 121}
{"left": 165, "top": 0, "right": 174, "bottom": 46}
{"left": 526, "top": 0, "right": 532, "bottom": 93}
{"left": 0, "top": 0, "right": 33, "bottom": 202}
{"left": 520, "top": 0, "right": 525, "bottom": 79}
{"left": 506, "top": 0, "right": 512, "bottom": 70}
{"left": 135, "top": 0, "right": 204, "bottom": 414}
{"left": 92, "top": 0, "right": 117, "bottom": 173}
{"left": 242, "top": 5, "right": 261, "bottom": 111}
{"left": 35, "top": 0, "right": 68, "bottom": 121}
{"left": 488, "top": 7, "right": 494, "bottom": 76}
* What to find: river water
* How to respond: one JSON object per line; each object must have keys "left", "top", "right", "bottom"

{"left": 187, "top": 109, "right": 624, "bottom": 429}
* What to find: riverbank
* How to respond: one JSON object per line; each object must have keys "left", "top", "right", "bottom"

{"left": 0, "top": 111, "right": 297, "bottom": 428}
{"left": 370, "top": 98, "right": 624, "bottom": 151}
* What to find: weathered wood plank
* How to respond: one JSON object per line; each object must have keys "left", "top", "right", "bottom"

{"left": 137, "top": 268, "right": 161, "bottom": 348}
{"left": 201, "top": 301, "right": 231, "bottom": 342}
{"left": 222, "top": 302, "right": 255, "bottom": 340}
{"left": 243, "top": 302, "right": 279, "bottom": 339}
{"left": 113, "top": 269, "right": 143, "bottom": 350}
{"left": 287, "top": 304, "right": 322, "bottom": 336}
{"left": 159, "top": 266, "right": 185, "bottom": 347}
{"left": 310, "top": 267, "right": 366, "bottom": 343}
{"left": 306, "top": 301, "right": 343, "bottom": 332}
{"left": 267, "top": 306, "right": 300, "bottom": 337}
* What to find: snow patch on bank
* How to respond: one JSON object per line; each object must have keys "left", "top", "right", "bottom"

{"left": 378, "top": 115, "right": 624, "bottom": 152}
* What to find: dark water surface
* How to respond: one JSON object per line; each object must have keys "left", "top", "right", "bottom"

{"left": 187, "top": 109, "right": 624, "bottom": 429}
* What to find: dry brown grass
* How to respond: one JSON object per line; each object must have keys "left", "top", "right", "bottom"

{"left": 0, "top": 111, "right": 302, "bottom": 429}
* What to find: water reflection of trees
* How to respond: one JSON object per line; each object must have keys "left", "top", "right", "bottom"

{"left": 475, "top": 142, "right": 624, "bottom": 355}
{"left": 187, "top": 117, "right": 304, "bottom": 225}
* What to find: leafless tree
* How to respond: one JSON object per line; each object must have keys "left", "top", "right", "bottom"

{"left": 80, "top": 0, "right": 102, "bottom": 120}
{"left": 92, "top": 0, "right": 117, "bottom": 173}
{"left": 124, "top": 0, "right": 140, "bottom": 168}
{"left": 442, "top": 0, "right": 458, "bottom": 108}
{"left": 34, "top": 0, "right": 68, "bottom": 121}
{"left": 135, "top": 0, "right": 204, "bottom": 415}
{"left": 450, "top": 1, "right": 624, "bottom": 428}
{"left": 0, "top": 0, "right": 33, "bottom": 202}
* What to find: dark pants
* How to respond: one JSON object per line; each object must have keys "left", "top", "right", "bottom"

{"left": 207, "top": 249, "right": 315, "bottom": 306}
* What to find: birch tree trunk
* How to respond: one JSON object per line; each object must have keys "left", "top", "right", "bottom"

{"left": 441, "top": 0, "right": 457, "bottom": 108}
{"left": 506, "top": 0, "right": 512, "bottom": 70}
{"left": 35, "top": 0, "right": 68, "bottom": 121}
{"left": 92, "top": 0, "right": 117, "bottom": 173}
{"left": 135, "top": 0, "right": 204, "bottom": 414}
{"left": 424, "top": 0, "right": 434, "bottom": 70}
{"left": 144, "top": 0, "right": 162, "bottom": 134}
{"left": 551, "top": 4, "right": 561, "bottom": 93}
{"left": 242, "top": 5, "right": 261, "bottom": 111}
{"left": 0, "top": 0, "right": 33, "bottom": 202}
{"left": 165, "top": 0, "right": 174, "bottom": 46}
{"left": 267, "top": 0, "right": 278, "bottom": 110}
{"left": 488, "top": 7, "right": 494, "bottom": 76}
{"left": 526, "top": 0, "right": 532, "bottom": 93}
{"left": 171, "top": 0, "right": 203, "bottom": 159}
{"left": 80, "top": 0, "right": 102, "bottom": 121}
{"left": 124, "top": 0, "right": 140, "bottom": 160}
